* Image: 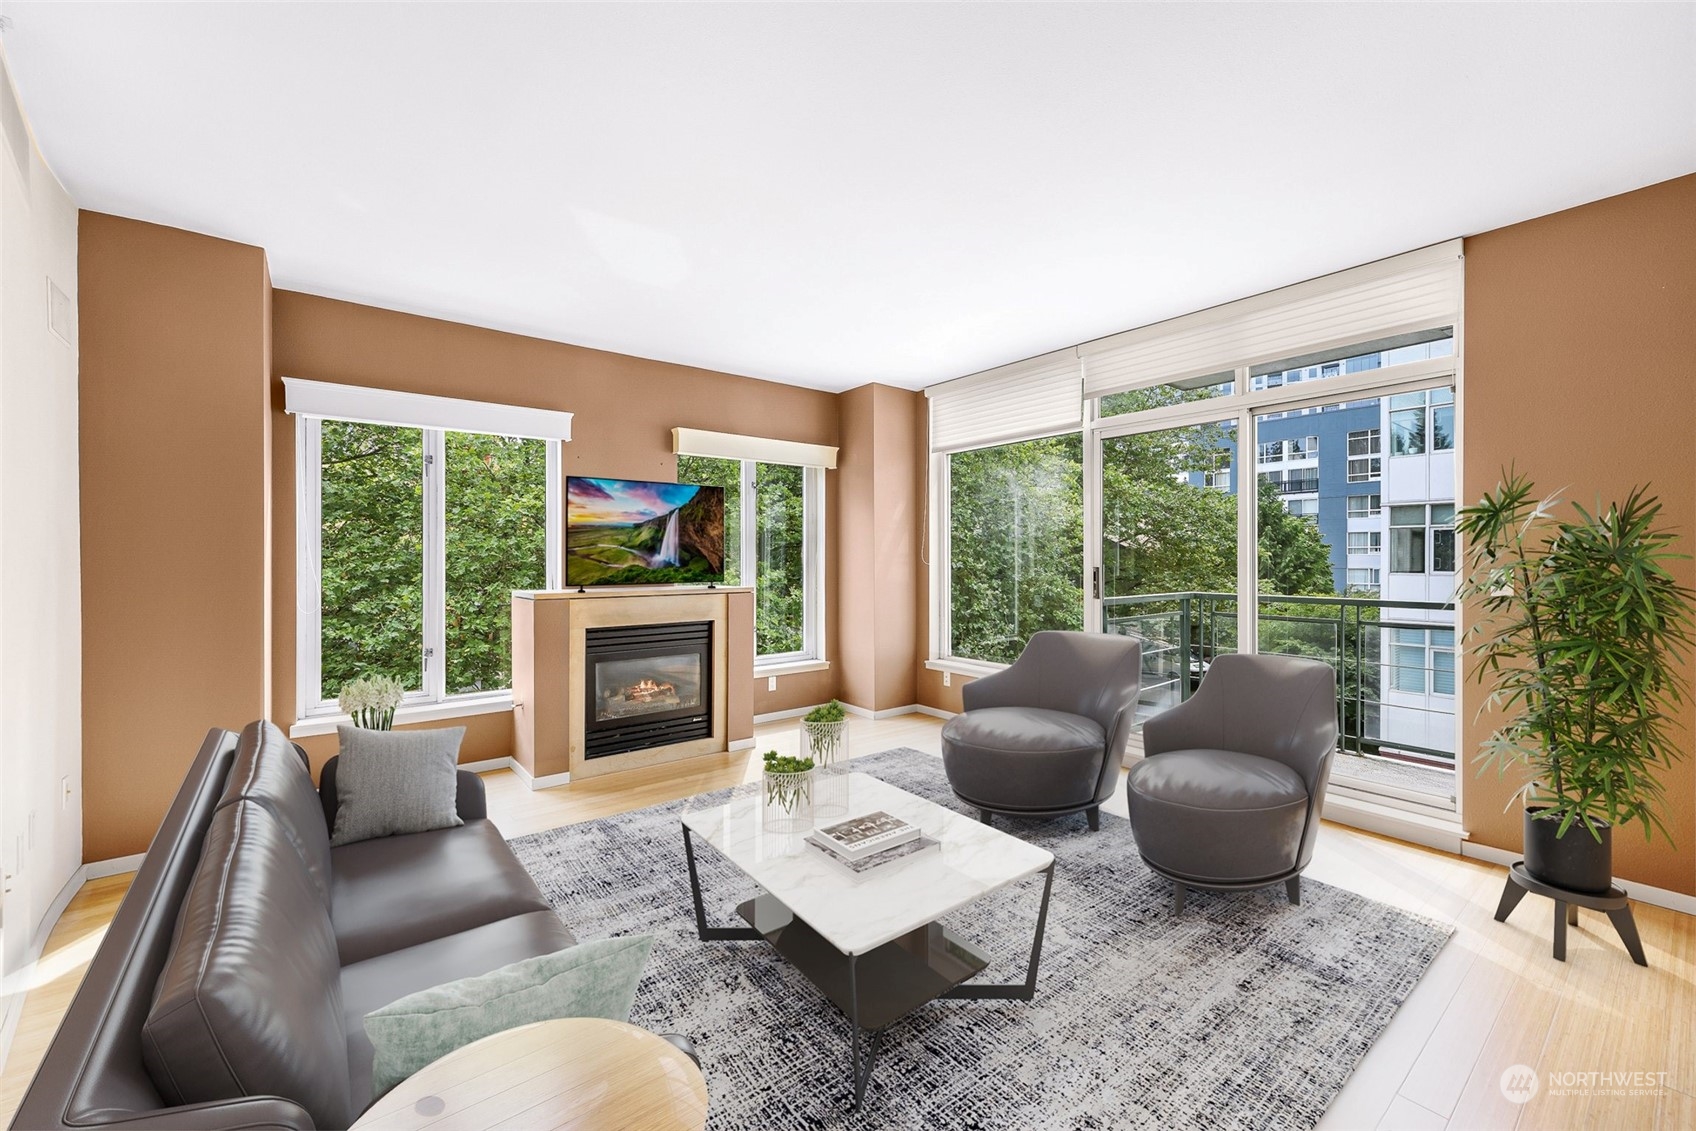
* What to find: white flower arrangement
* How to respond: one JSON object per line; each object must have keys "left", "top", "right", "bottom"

{"left": 338, "top": 675, "right": 405, "bottom": 731}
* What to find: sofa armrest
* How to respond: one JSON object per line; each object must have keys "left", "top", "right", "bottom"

{"left": 59, "top": 1097, "right": 318, "bottom": 1130}
{"left": 455, "top": 769, "right": 487, "bottom": 821}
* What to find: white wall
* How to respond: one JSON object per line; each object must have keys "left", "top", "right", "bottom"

{"left": 0, "top": 45, "right": 81, "bottom": 1001}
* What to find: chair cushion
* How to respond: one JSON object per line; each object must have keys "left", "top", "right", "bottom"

{"left": 329, "top": 819, "right": 554, "bottom": 965}
{"left": 941, "top": 707, "right": 1108, "bottom": 812}
{"left": 1128, "top": 748, "right": 1307, "bottom": 810}
{"left": 363, "top": 935, "right": 653, "bottom": 1098}
{"left": 217, "top": 720, "right": 333, "bottom": 905}
{"left": 330, "top": 725, "right": 465, "bottom": 846}
{"left": 141, "top": 800, "right": 352, "bottom": 1131}
{"left": 341, "top": 909, "right": 577, "bottom": 1111}
{"left": 1127, "top": 749, "right": 1311, "bottom": 885}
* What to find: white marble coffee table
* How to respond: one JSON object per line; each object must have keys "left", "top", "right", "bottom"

{"left": 679, "top": 772, "right": 1055, "bottom": 1107}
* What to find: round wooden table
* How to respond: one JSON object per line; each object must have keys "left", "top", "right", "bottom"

{"left": 350, "top": 1018, "right": 709, "bottom": 1131}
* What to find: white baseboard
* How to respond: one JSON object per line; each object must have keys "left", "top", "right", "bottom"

{"left": 728, "top": 738, "right": 756, "bottom": 752}
{"left": 457, "top": 756, "right": 513, "bottom": 774}
{"left": 1459, "top": 841, "right": 1696, "bottom": 916}
{"left": 911, "top": 705, "right": 956, "bottom": 721}
{"left": 0, "top": 864, "right": 86, "bottom": 1074}
{"left": 753, "top": 705, "right": 814, "bottom": 724}
{"left": 83, "top": 853, "right": 146, "bottom": 880}
{"left": 1322, "top": 794, "right": 1466, "bottom": 854}
{"left": 507, "top": 758, "right": 570, "bottom": 791}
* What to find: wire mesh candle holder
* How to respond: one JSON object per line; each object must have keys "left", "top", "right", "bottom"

{"left": 762, "top": 767, "right": 816, "bottom": 834}
{"left": 800, "top": 718, "right": 851, "bottom": 818}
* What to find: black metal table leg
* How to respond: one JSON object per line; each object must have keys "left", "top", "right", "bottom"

{"left": 1608, "top": 906, "right": 1648, "bottom": 967}
{"left": 1494, "top": 873, "right": 1530, "bottom": 922}
{"left": 682, "top": 824, "right": 761, "bottom": 942}
{"left": 945, "top": 863, "right": 1055, "bottom": 1001}
{"left": 1553, "top": 899, "right": 1568, "bottom": 961}
{"left": 846, "top": 952, "right": 884, "bottom": 1109}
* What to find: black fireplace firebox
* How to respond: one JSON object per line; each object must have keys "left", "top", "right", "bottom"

{"left": 583, "top": 621, "right": 713, "bottom": 758}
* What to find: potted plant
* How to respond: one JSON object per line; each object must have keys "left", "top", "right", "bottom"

{"left": 338, "top": 675, "right": 405, "bottom": 731}
{"left": 800, "top": 700, "right": 849, "bottom": 768}
{"left": 761, "top": 749, "right": 815, "bottom": 831}
{"left": 1456, "top": 471, "right": 1693, "bottom": 894}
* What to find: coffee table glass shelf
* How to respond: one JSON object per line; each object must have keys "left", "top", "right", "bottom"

{"left": 680, "top": 772, "right": 1055, "bottom": 1108}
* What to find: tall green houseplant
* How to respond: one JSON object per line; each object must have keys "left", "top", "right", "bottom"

{"left": 1456, "top": 472, "right": 1693, "bottom": 869}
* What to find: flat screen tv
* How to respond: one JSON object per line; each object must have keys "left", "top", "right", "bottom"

{"left": 566, "top": 476, "right": 726, "bottom": 587}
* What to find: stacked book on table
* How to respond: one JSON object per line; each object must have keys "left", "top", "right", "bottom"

{"left": 806, "top": 810, "right": 939, "bottom": 874}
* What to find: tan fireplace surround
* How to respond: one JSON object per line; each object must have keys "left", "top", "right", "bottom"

{"left": 511, "top": 587, "right": 756, "bottom": 784}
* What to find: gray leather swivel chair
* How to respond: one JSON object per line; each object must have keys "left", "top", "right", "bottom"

{"left": 1126, "top": 653, "right": 1338, "bottom": 913}
{"left": 940, "top": 631, "right": 1142, "bottom": 831}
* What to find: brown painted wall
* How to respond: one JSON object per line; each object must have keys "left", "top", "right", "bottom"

{"left": 836, "top": 384, "right": 922, "bottom": 712}
{"left": 270, "top": 293, "right": 843, "bottom": 770}
{"left": 79, "top": 213, "right": 272, "bottom": 860}
{"left": 1461, "top": 173, "right": 1696, "bottom": 895}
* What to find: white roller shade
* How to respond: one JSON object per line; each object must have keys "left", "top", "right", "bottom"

{"left": 1081, "top": 241, "right": 1462, "bottom": 397}
{"left": 672, "top": 427, "right": 838, "bottom": 469}
{"left": 926, "top": 348, "right": 1083, "bottom": 454}
{"left": 282, "top": 377, "right": 573, "bottom": 441}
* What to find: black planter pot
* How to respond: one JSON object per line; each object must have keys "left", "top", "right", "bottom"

{"left": 1523, "top": 807, "right": 1613, "bottom": 895}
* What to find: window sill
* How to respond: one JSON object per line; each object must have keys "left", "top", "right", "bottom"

{"left": 289, "top": 693, "right": 515, "bottom": 739}
{"left": 754, "top": 658, "right": 830, "bottom": 677}
{"left": 924, "top": 657, "right": 1006, "bottom": 680}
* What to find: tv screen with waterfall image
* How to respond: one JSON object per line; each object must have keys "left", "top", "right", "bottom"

{"left": 565, "top": 476, "right": 726, "bottom": 587}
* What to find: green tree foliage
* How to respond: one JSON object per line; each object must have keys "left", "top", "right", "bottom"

{"left": 675, "top": 455, "right": 806, "bottom": 656}
{"left": 949, "top": 434, "right": 1085, "bottom": 665}
{"left": 321, "top": 422, "right": 425, "bottom": 697}
{"left": 1255, "top": 476, "right": 1335, "bottom": 596}
{"left": 319, "top": 423, "right": 548, "bottom": 701}
{"left": 444, "top": 433, "right": 549, "bottom": 693}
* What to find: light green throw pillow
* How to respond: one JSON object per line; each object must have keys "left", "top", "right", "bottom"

{"left": 363, "top": 935, "right": 655, "bottom": 1097}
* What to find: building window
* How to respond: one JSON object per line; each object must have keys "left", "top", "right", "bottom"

{"left": 1287, "top": 435, "right": 1319, "bottom": 460}
{"left": 1347, "top": 493, "right": 1382, "bottom": 518}
{"left": 1432, "top": 629, "right": 1456, "bottom": 695}
{"left": 677, "top": 455, "right": 825, "bottom": 661}
{"left": 944, "top": 434, "right": 1083, "bottom": 666}
{"left": 1286, "top": 497, "right": 1320, "bottom": 518}
{"left": 1390, "top": 505, "right": 1428, "bottom": 573}
{"left": 1258, "top": 439, "right": 1284, "bottom": 463}
{"left": 302, "top": 419, "right": 558, "bottom": 716}
{"left": 1390, "top": 389, "right": 1455, "bottom": 457}
{"left": 1390, "top": 627, "right": 1428, "bottom": 693}
{"left": 1431, "top": 504, "right": 1456, "bottom": 573}
{"left": 1347, "top": 429, "right": 1382, "bottom": 482}
{"left": 1345, "top": 567, "right": 1381, "bottom": 592}
{"left": 1347, "top": 531, "right": 1382, "bottom": 555}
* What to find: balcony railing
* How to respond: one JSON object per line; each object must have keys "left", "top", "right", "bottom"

{"left": 1102, "top": 591, "right": 1457, "bottom": 775}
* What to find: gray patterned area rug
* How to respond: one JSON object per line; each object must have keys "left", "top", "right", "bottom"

{"left": 507, "top": 748, "right": 1450, "bottom": 1130}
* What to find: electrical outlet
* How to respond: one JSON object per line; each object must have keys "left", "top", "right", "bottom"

{"left": 62, "top": 776, "right": 71, "bottom": 809}
{"left": 767, "top": 675, "right": 777, "bottom": 692}
{"left": 943, "top": 671, "right": 952, "bottom": 688}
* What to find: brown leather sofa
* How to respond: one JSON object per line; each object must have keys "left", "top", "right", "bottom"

{"left": 12, "top": 720, "right": 579, "bottom": 1130}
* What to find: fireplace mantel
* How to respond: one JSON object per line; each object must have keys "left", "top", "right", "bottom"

{"left": 511, "top": 587, "right": 755, "bottom": 787}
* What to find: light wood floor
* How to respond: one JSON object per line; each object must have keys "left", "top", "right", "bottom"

{"left": 3, "top": 714, "right": 1691, "bottom": 1130}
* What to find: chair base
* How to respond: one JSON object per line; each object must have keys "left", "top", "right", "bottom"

{"left": 1142, "top": 857, "right": 1305, "bottom": 914}
{"left": 963, "top": 795, "right": 1103, "bottom": 832}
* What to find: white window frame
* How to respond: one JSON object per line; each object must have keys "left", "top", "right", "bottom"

{"left": 731, "top": 460, "right": 827, "bottom": 669}
{"left": 294, "top": 416, "right": 561, "bottom": 730}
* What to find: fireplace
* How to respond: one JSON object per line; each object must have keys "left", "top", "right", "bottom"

{"left": 583, "top": 621, "right": 713, "bottom": 758}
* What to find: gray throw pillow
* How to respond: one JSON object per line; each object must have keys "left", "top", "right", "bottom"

{"left": 363, "top": 935, "right": 655, "bottom": 1097}
{"left": 330, "top": 726, "right": 465, "bottom": 847}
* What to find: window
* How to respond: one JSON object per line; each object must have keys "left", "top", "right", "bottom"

{"left": 1347, "top": 429, "right": 1382, "bottom": 482}
{"left": 1287, "top": 435, "right": 1319, "bottom": 460}
{"left": 677, "top": 455, "right": 824, "bottom": 661}
{"left": 946, "top": 433, "right": 1083, "bottom": 665}
{"left": 1390, "top": 388, "right": 1455, "bottom": 457}
{"left": 1347, "top": 493, "right": 1382, "bottom": 518}
{"left": 1285, "top": 497, "right": 1320, "bottom": 518}
{"left": 1390, "top": 505, "right": 1427, "bottom": 573}
{"left": 1347, "top": 531, "right": 1382, "bottom": 555}
{"left": 303, "top": 419, "right": 557, "bottom": 716}
{"left": 1346, "top": 567, "right": 1381, "bottom": 592}
{"left": 1432, "top": 388, "right": 1455, "bottom": 452}
{"left": 1258, "top": 439, "right": 1284, "bottom": 464}
{"left": 1432, "top": 629, "right": 1456, "bottom": 695}
{"left": 1431, "top": 504, "right": 1456, "bottom": 573}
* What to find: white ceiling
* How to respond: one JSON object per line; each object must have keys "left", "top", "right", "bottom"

{"left": 3, "top": 3, "right": 1694, "bottom": 393}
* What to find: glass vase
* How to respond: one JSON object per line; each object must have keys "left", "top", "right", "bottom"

{"left": 762, "top": 767, "right": 815, "bottom": 834}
